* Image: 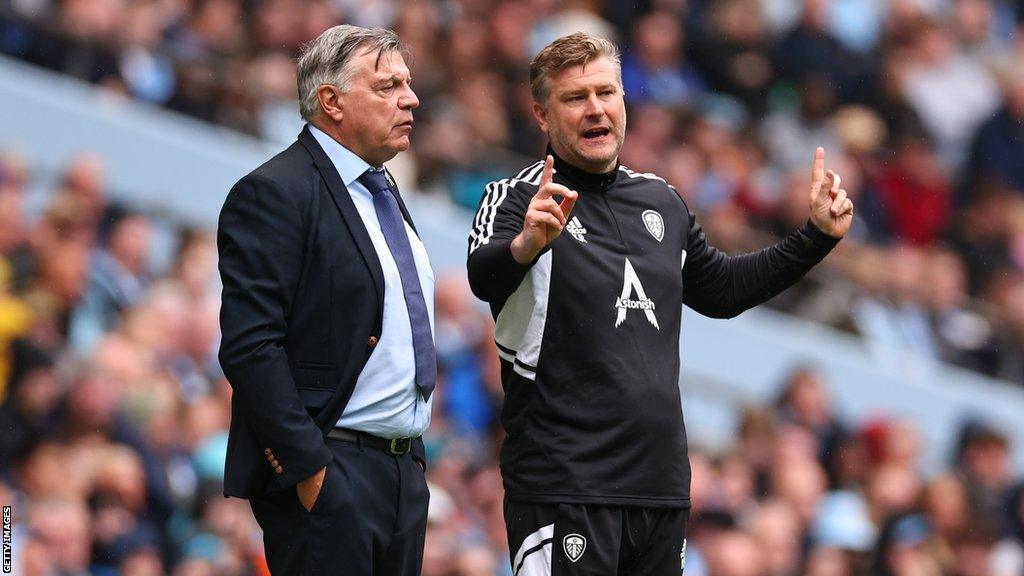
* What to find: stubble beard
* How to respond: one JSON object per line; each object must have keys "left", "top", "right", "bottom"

{"left": 552, "top": 126, "right": 623, "bottom": 174}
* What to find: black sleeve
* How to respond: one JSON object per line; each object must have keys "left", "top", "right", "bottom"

{"left": 217, "top": 174, "right": 332, "bottom": 491}
{"left": 682, "top": 206, "right": 840, "bottom": 319}
{"left": 466, "top": 179, "right": 536, "bottom": 303}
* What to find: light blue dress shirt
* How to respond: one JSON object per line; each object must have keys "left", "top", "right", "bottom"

{"left": 309, "top": 125, "right": 433, "bottom": 439}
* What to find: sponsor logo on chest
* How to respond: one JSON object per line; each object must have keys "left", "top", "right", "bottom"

{"left": 614, "top": 258, "right": 659, "bottom": 330}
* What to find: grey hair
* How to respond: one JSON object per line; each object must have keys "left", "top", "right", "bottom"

{"left": 296, "top": 25, "right": 404, "bottom": 121}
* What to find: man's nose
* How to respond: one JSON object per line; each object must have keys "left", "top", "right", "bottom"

{"left": 401, "top": 85, "right": 420, "bottom": 110}
{"left": 583, "top": 93, "right": 603, "bottom": 116}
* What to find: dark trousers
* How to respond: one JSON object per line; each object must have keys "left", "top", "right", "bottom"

{"left": 250, "top": 436, "right": 429, "bottom": 575}
{"left": 505, "top": 500, "right": 690, "bottom": 576}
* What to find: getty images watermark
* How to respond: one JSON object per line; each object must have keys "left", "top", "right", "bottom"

{"left": 2, "top": 505, "right": 10, "bottom": 573}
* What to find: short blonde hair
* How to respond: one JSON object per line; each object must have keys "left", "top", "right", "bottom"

{"left": 529, "top": 32, "right": 621, "bottom": 106}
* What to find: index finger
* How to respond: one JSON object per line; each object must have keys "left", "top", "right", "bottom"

{"left": 559, "top": 189, "right": 578, "bottom": 218}
{"left": 812, "top": 147, "right": 825, "bottom": 184}
{"left": 537, "top": 155, "right": 554, "bottom": 197}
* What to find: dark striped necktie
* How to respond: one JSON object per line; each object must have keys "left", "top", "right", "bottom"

{"left": 357, "top": 169, "right": 436, "bottom": 400}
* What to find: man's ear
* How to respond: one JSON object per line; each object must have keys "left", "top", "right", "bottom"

{"left": 532, "top": 101, "right": 550, "bottom": 135}
{"left": 317, "top": 85, "right": 344, "bottom": 123}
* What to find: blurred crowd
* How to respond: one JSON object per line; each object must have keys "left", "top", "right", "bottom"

{"left": 6, "top": 0, "right": 1024, "bottom": 378}
{"left": 680, "top": 367, "right": 1024, "bottom": 576}
{"left": 4, "top": 0, "right": 1024, "bottom": 574}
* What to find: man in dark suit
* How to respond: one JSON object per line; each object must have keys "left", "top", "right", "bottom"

{"left": 217, "top": 25, "right": 433, "bottom": 576}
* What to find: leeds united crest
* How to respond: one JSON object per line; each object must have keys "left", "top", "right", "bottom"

{"left": 642, "top": 210, "right": 664, "bottom": 242}
{"left": 563, "top": 533, "right": 587, "bottom": 563}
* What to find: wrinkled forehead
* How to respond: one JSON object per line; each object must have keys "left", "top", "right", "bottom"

{"left": 353, "top": 47, "right": 410, "bottom": 80}
{"left": 548, "top": 56, "right": 620, "bottom": 93}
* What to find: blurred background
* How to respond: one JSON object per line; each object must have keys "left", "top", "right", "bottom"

{"left": 4, "top": 0, "right": 1024, "bottom": 574}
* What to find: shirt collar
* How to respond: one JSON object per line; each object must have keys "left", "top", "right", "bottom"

{"left": 308, "top": 124, "right": 376, "bottom": 188}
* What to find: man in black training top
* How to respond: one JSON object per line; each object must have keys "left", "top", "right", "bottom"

{"left": 466, "top": 33, "right": 852, "bottom": 575}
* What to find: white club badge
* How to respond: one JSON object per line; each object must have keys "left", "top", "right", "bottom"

{"left": 563, "top": 533, "right": 587, "bottom": 563}
{"left": 642, "top": 210, "right": 664, "bottom": 242}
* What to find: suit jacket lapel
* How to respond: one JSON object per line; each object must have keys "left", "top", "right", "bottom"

{"left": 383, "top": 169, "right": 418, "bottom": 236}
{"left": 297, "top": 126, "right": 384, "bottom": 311}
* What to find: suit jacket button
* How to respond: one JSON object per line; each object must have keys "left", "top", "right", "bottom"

{"left": 367, "top": 336, "right": 378, "bottom": 347}
{"left": 275, "top": 466, "right": 284, "bottom": 475}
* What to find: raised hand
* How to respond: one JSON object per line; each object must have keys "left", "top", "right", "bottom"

{"left": 808, "top": 147, "right": 853, "bottom": 239}
{"left": 510, "top": 155, "right": 579, "bottom": 264}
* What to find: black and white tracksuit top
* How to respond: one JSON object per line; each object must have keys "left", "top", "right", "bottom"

{"left": 466, "top": 151, "right": 839, "bottom": 508}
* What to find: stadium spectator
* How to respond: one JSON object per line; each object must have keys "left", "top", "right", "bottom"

{"left": 620, "top": 11, "right": 705, "bottom": 109}
{"left": 69, "top": 209, "right": 154, "bottom": 353}
{"left": 964, "top": 60, "right": 1024, "bottom": 197}
{"left": 691, "top": 0, "right": 777, "bottom": 115}
{"left": 774, "top": 366, "right": 845, "bottom": 464}
{"left": 899, "top": 18, "right": 1000, "bottom": 167}
{"left": 760, "top": 71, "right": 843, "bottom": 174}
{"left": 871, "top": 129, "right": 952, "bottom": 245}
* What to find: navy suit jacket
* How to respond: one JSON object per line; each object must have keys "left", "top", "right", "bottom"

{"left": 217, "top": 125, "right": 424, "bottom": 499}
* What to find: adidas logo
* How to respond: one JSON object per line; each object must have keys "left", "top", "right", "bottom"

{"left": 566, "top": 216, "right": 588, "bottom": 243}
